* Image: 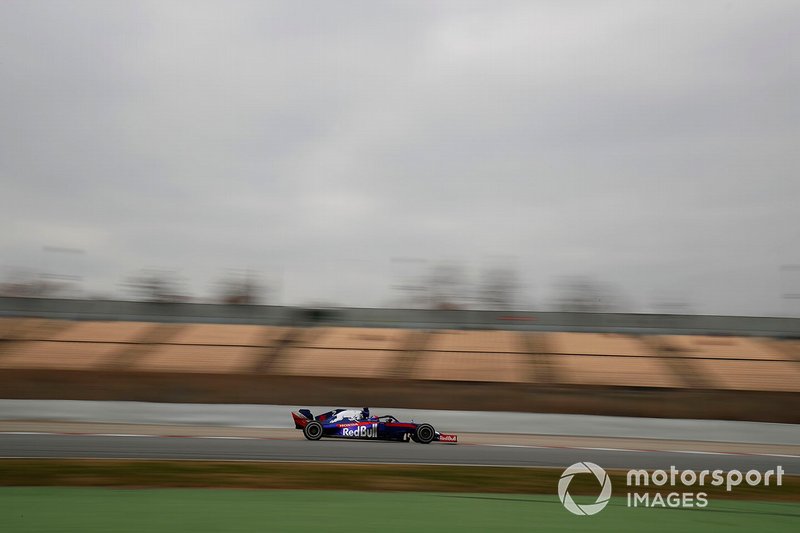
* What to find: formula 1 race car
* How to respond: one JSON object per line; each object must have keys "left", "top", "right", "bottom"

{"left": 291, "top": 407, "right": 457, "bottom": 444}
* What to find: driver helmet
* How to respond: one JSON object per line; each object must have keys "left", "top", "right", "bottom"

{"left": 361, "top": 407, "right": 370, "bottom": 420}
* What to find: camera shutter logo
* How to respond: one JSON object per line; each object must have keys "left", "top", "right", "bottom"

{"left": 558, "top": 462, "right": 612, "bottom": 516}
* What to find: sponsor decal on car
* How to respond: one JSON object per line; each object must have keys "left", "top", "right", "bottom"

{"left": 438, "top": 433, "right": 458, "bottom": 443}
{"left": 341, "top": 423, "right": 378, "bottom": 438}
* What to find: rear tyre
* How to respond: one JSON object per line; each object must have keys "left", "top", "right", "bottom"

{"left": 414, "top": 423, "right": 435, "bottom": 444}
{"left": 303, "top": 421, "right": 323, "bottom": 441}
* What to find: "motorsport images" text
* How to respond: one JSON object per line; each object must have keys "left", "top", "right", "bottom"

{"left": 625, "top": 465, "right": 785, "bottom": 508}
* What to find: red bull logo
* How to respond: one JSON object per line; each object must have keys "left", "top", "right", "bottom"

{"left": 438, "top": 433, "right": 458, "bottom": 443}
{"left": 341, "top": 423, "right": 378, "bottom": 438}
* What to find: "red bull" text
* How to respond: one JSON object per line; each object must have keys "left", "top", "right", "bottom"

{"left": 341, "top": 424, "right": 378, "bottom": 438}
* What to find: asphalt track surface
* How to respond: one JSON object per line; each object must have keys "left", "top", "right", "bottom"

{"left": 4, "top": 400, "right": 798, "bottom": 445}
{"left": 2, "top": 433, "right": 799, "bottom": 473}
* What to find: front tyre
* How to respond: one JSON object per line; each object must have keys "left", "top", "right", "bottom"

{"left": 414, "top": 423, "right": 435, "bottom": 444}
{"left": 303, "top": 421, "right": 323, "bottom": 441}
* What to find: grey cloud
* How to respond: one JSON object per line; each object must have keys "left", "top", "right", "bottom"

{"left": 1, "top": 1, "right": 799, "bottom": 313}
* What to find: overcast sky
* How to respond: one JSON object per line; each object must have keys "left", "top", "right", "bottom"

{"left": 1, "top": 1, "right": 799, "bottom": 315}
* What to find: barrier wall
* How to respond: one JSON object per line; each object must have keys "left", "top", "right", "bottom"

{"left": 0, "top": 369, "right": 795, "bottom": 423}
{"left": 1, "top": 297, "right": 799, "bottom": 337}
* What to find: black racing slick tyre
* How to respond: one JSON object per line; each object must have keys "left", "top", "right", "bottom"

{"left": 414, "top": 423, "right": 435, "bottom": 444}
{"left": 303, "top": 421, "right": 323, "bottom": 441}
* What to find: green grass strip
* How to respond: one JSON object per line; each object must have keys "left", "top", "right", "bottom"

{"left": 1, "top": 487, "right": 799, "bottom": 533}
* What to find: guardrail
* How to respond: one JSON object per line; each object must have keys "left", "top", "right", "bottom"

{"left": 1, "top": 297, "right": 799, "bottom": 337}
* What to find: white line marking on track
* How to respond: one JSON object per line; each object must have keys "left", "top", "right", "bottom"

{"left": 575, "top": 447, "right": 644, "bottom": 453}
{"left": 483, "top": 444, "right": 546, "bottom": 449}
{"left": 93, "top": 434, "right": 157, "bottom": 438}
{"left": 671, "top": 450, "right": 735, "bottom": 456}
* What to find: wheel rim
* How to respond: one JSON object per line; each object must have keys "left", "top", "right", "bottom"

{"left": 307, "top": 424, "right": 322, "bottom": 438}
{"left": 417, "top": 426, "right": 433, "bottom": 442}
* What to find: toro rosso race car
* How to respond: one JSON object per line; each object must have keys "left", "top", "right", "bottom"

{"left": 291, "top": 407, "right": 457, "bottom": 444}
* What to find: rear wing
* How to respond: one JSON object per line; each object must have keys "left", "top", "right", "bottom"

{"left": 291, "top": 409, "right": 314, "bottom": 429}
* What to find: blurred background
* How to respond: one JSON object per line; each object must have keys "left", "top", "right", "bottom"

{"left": 1, "top": 3, "right": 799, "bottom": 530}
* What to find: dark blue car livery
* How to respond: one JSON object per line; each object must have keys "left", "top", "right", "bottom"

{"left": 291, "top": 408, "right": 457, "bottom": 444}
